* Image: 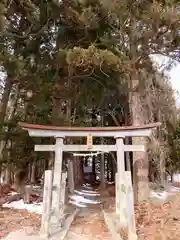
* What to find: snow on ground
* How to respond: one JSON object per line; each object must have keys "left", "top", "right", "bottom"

{"left": 4, "top": 174, "right": 180, "bottom": 214}
{"left": 150, "top": 184, "right": 180, "bottom": 200}
{"left": 74, "top": 189, "right": 100, "bottom": 196}
{"left": 173, "top": 174, "right": 180, "bottom": 182}
{"left": 150, "top": 190, "right": 170, "bottom": 200}
{"left": 69, "top": 185, "right": 100, "bottom": 208}
{"left": 2, "top": 184, "right": 100, "bottom": 214}
{"left": 3, "top": 200, "right": 43, "bottom": 214}
{"left": 69, "top": 194, "right": 100, "bottom": 205}
{"left": 150, "top": 173, "right": 180, "bottom": 200}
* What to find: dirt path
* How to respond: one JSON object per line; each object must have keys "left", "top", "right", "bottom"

{"left": 1, "top": 184, "right": 114, "bottom": 240}
{"left": 65, "top": 209, "right": 112, "bottom": 240}
{"left": 65, "top": 185, "right": 113, "bottom": 240}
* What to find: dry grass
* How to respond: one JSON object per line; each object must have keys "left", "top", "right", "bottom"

{"left": 1, "top": 192, "right": 180, "bottom": 239}
{"left": 103, "top": 191, "right": 180, "bottom": 240}
{"left": 0, "top": 208, "right": 41, "bottom": 238}
{"left": 136, "top": 193, "right": 180, "bottom": 240}
{"left": 70, "top": 212, "right": 113, "bottom": 240}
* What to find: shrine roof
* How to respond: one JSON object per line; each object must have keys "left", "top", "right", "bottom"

{"left": 18, "top": 122, "right": 161, "bottom": 132}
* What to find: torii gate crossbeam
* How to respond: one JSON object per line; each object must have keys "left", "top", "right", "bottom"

{"left": 18, "top": 122, "right": 161, "bottom": 232}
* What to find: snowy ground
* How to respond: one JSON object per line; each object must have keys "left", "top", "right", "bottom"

{"left": 3, "top": 173, "right": 180, "bottom": 214}
{"left": 1, "top": 184, "right": 110, "bottom": 240}
{"left": 2, "top": 183, "right": 100, "bottom": 214}
{"left": 150, "top": 174, "right": 180, "bottom": 201}
{"left": 3, "top": 177, "right": 180, "bottom": 240}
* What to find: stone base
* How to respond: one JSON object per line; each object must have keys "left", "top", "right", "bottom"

{"left": 49, "top": 209, "right": 79, "bottom": 240}
{"left": 103, "top": 211, "right": 123, "bottom": 240}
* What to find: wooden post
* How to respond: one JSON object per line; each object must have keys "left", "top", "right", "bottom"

{"left": 52, "top": 137, "right": 63, "bottom": 221}
{"left": 125, "top": 171, "right": 137, "bottom": 240}
{"left": 116, "top": 137, "right": 127, "bottom": 226}
{"left": 68, "top": 160, "right": 74, "bottom": 194}
{"left": 40, "top": 170, "right": 53, "bottom": 238}
{"left": 24, "top": 185, "right": 32, "bottom": 203}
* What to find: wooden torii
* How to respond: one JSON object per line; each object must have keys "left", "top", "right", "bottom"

{"left": 18, "top": 122, "right": 161, "bottom": 236}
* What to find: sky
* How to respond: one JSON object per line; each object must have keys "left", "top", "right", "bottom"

{"left": 151, "top": 54, "right": 180, "bottom": 105}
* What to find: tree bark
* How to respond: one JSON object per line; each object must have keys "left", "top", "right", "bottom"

{"left": 124, "top": 107, "right": 131, "bottom": 171}
{"left": 0, "top": 0, "right": 7, "bottom": 32}
{"left": 30, "top": 162, "right": 36, "bottom": 184}
{"left": 73, "top": 156, "right": 84, "bottom": 186}
{"left": 5, "top": 166, "right": 11, "bottom": 184}
{"left": 68, "top": 159, "right": 74, "bottom": 193}
{"left": 0, "top": 78, "right": 12, "bottom": 159}
{"left": 130, "top": 81, "right": 149, "bottom": 202}
{"left": 128, "top": 17, "right": 150, "bottom": 202}
{"left": 0, "top": 77, "right": 12, "bottom": 126}
{"left": 92, "top": 156, "right": 96, "bottom": 182}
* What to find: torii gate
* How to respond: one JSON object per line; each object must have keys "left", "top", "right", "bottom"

{"left": 18, "top": 122, "right": 161, "bottom": 234}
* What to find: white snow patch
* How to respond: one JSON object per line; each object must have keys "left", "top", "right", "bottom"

{"left": 0, "top": 177, "right": 4, "bottom": 184}
{"left": 150, "top": 185, "right": 180, "bottom": 200}
{"left": 32, "top": 185, "right": 41, "bottom": 189}
{"left": 3, "top": 199, "right": 42, "bottom": 214}
{"left": 173, "top": 174, "right": 180, "bottom": 182}
{"left": 75, "top": 189, "right": 100, "bottom": 196}
{"left": 82, "top": 184, "right": 93, "bottom": 189}
{"left": 8, "top": 191, "right": 18, "bottom": 196}
{"left": 69, "top": 200, "right": 87, "bottom": 208}
{"left": 69, "top": 194, "right": 100, "bottom": 204}
{"left": 107, "top": 182, "right": 115, "bottom": 184}
{"left": 81, "top": 189, "right": 98, "bottom": 193}
{"left": 150, "top": 191, "right": 170, "bottom": 200}
{"left": 170, "top": 186, "right": 180, "bottom": 193}
{"left": 3, "top": 199, "right": 25, "bottom": 210}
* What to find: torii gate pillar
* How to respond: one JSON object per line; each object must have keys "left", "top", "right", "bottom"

{"left": 18, "top": 121, "right": 161, "bottom": 229}
{"left": 115, "top": 137, "right": 126, "bottom": 225}
{"left": 52, "top": 137, "right": 63, "bottom": 218}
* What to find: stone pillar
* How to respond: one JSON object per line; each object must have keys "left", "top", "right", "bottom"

{"left": 116, "top": 137, "right": 127, "bottom": 226}
{"left": 60, "top": 172, "right": 67, "bottom": 215}
{"left": 51, "top": 137, "right": 63, "bottom": 221}
{"left": 40, "top": 170, "right": 53, "bottom": 237}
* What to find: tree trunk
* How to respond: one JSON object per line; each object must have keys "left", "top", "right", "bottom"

{"left": 92, "top": 156, "right": 96, "bottom": 182}
{"left": 100, "top": 153, "right": 105, "bottom": 188}
{"left": 73, "top": 156, "right": 84, "bottom": 186}
{"left": 30, "top": 162, "right": 36, "bottom": 184}
{"left": 124, "top": 108, "right": 131, "bottom": 171}
{"left": 28, "top": 164, "right": 31, "bottom": 183}
{"left": 107, "top": 158, "right": 110, "bottom": 182}
{"left": 170, "top": 173, "right": 173, "bottom": 183}
{"left": 110, "top": 157, "right": 114, "bottom": 182}
{"left": 5, "top": 166, "right": 11, "bottom": 184}
{"left": 0, "top": 0, "right": 7, "bottom": 32}
{"left": 130, "top": 80, "right": 149, "bottom": 202}
{"left": 68, "top": 159, "right": 75, "bottom": 193}
{"left": 160, "top": 152, "right": 166, "bottom": 187}
{"left": 125, "top": 138, "right": 131, "bottom": 171}
{"left": 128, "top": 17, "right": 150, "bottom": 202}
{"left": 0, "top": 78, "right": 12, "bottom": 159}
{"left": 0, "top": 77, "right": 12, "bottom": 125}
